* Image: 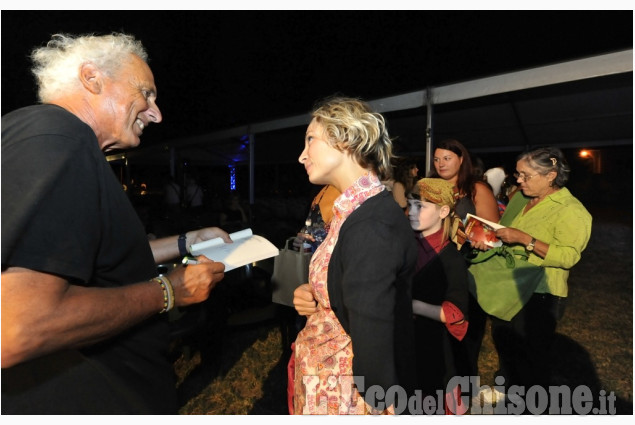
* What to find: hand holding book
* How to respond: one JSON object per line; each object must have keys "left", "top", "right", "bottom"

{"left": 463, "top": 213, "right": 505, "bottom": 248}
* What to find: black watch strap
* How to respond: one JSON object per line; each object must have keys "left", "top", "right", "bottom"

{"left": 178, "top": 233, "right": 188, "bottom": 257}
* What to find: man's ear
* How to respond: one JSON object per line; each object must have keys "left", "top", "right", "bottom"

{"left": 79, "top": 62, "right": 102, "bottom": 94}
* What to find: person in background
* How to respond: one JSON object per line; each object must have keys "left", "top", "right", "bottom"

{"left": 291, "top": 96, "right": 417, "bottom": 414}
{"left": 163, "top": 174, "right": 182, "bottom": 219}
{"left": 471, "top": 154, "right": 485, "bottom": 181}
{"left": 1, "top": 33, "right": 232, "bottom": 414}
{"left": 483, "top": 167, "right": 506, "bottom": 199}
{"left": 292, "top": 184, "right": 340, "bottom": 253}
{"left": 391, "top": 158, "right": 419, "bottom": 211}
{"left": 473, "top": 147, "right": 592, "bottom": 401}
{"left": 286, "top": 183, "right": 341, "bottom": 365}
{"left": 483, "top": 166, "right": 508, "bottom": 217}
{"left": 381, "top": 176, "right": 395, "bottom": 192}
{"left": 500, "top": 170, "right": 520, "bottom": 203}
{"left": 184, "top": 175, "right": 204, "bottom": 212}
{"left": 219, "top": 191, "right": 248, "bottom": 233}
{"left": 429, "top": 139, "right": 499, "bottom": 224}
{"left": 427, "top": 138, "right": 499, "bottom": 390}
{"left": 407, "top": 178, "right": 470, "bottom": 415}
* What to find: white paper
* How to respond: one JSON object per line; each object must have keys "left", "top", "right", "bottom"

{"left": 189, "top": 228, "right": 278, "bottom": 272}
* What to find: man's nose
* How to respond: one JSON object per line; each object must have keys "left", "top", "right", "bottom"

{"left": 146, "top": 101, "right": 162, "bottom": 124}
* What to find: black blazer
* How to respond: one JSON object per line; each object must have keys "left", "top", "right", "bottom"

{"left": 327, "top": 190, "right": 417, "bottom": 408}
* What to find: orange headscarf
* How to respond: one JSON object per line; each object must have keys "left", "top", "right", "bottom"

{"left": 413, "top": 178, "right": 466, "bottom": 249}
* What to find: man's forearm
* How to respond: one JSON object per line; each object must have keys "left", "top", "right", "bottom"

{"left": 1, "top": 268, "right": 164, "bottom": 368}
{"left": 150, "top": 233, "right": 184, "bottom": 264}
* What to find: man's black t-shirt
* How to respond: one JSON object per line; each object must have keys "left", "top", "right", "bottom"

{"left": 1, "top": 105, "right": 176, "bottom": 413}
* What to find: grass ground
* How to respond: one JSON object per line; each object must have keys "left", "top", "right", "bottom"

{"left": 174, "top": 205, "right": 632, "bottom": 415}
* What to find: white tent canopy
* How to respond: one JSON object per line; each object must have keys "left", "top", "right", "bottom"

{"left": 108, "top": 49, "right": 633, "bottom": 200}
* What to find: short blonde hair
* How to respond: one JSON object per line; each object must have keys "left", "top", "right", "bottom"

{"left": 312, "top": 96, "right": 394, "bottom": 181}
{"left": 31, "top": 32, "right": 148, "bottom": 103}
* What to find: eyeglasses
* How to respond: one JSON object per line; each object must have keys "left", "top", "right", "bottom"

{"left": 513, "top": 172, "right": 540, "bottom": 182}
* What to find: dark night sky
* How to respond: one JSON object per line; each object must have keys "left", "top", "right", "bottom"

{"left": 1, "top": 10, "right": 632, "bottom": 147}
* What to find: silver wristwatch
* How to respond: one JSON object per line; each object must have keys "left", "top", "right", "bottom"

{"left": 526, "top": 237, "right": 537, "bottom": 252}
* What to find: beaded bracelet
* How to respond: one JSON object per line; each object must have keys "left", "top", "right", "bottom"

{"left": 153, "top": 275, "right": 175, "bottom": 313}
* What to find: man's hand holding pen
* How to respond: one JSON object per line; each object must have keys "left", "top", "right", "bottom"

{"left": 167, "top": 255, "right": 225, "bottom": 306}
{"left": 182, "top": 256, "right": 200, "bottom": 266}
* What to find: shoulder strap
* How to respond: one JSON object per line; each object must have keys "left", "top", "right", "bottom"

{"left": 467, "top": 245, "right": 528, "bottom": 267}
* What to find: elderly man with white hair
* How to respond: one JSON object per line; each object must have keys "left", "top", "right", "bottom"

{"left": 2, "top": 33, "right": 232, "bottom": 414}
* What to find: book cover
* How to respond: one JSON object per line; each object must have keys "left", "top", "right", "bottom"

{"left": 189, "top": 228, "right": 279, "bottom": 272}
{"left": 463, "top": 213, "right": 505, "bottom": 248}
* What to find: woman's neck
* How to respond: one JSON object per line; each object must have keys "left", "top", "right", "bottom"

{"left": 331, "top": 161, "right": 369, "bottom": 193}
{"left": 531, "top": 187, "right": 559, "bottom": 204}
{"left": 525, "top": 187, "right": 560, "bottom": 213}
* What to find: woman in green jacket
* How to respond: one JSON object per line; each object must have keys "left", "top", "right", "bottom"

{"left": 474, "top": 147, "right": 592, "bottom": 397}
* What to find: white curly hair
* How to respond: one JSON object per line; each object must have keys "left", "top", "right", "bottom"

{"left": 31, "top": 32, "right": 148, "bottom": 103}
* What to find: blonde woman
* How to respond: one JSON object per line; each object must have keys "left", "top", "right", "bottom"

{"left": 291, "top": 96, "right": 417, "bottom": 414}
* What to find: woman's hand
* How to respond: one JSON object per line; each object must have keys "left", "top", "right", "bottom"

{"left": 293, "top": 284, "right": 318, "bottom": 316}
{"left": 292, "top": 233, "right": 315, "bottom": 251}
{"left": 470, "top": 240, "right": 491, "bottom": 251}
{"left": 150, "top": 227, "right": 232, "bottom": 265}
{"left": 188, "top": 227, "right": 232, "bottom": 245}
{"left": 471, "top": 226, "right": 531, "bottom": 251}
{"left": 496, "top": 227, "right": 530, "bottom": 246}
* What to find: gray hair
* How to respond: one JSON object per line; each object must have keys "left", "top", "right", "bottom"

{"left": 31, "top": 33, "right": 148, "bottom": 103}
{"left": 518, "top": 146, "right": 570, "bottom": 188}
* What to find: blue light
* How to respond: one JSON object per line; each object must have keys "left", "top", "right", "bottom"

{"left": 229, "top": 164, "right": 236, "bottom": 191}
{"left": 239, "top": 134, "right": 249, "bottom": 150}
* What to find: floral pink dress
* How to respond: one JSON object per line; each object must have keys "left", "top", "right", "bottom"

{"left": 293, "top": 173, "right": 385, "bottom": 415}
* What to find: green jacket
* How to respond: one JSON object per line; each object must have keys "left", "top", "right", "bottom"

{"left": 503, "top": 187, "right": 592, "bottom": 297}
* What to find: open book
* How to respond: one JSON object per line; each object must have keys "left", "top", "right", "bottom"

{"left": 189, "top": 228, "right": 279, "bottom": 272}
{"left": 463, "top": 213, "right": 505, "bottom": 248}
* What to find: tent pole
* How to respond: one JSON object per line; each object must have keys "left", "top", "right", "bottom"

{"left": 248, "top": 132, "right": 255, "bottom": 208}
{"left": 425, "top": 87, "right": 433, "bottom": 176}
